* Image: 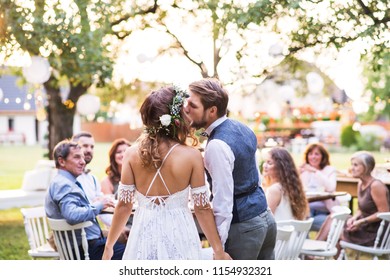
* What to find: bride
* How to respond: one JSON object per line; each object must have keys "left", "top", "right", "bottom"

{"left": 102, "top": 85, "right": 231, "bottom": 260}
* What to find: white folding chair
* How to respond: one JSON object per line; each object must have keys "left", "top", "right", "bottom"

{"left": 277, "top": 218, "right": 314, "bottom": 260}
{"left": 338, "top": 212, "right": 390, "bottom": 260}
{"left": 47, "top": 218, "right": 93, "bottom": 260}
{"left": 300, "top": 206, "right": 351, "bottom": 259}
{"left": 20, "top": 207, "right": 60, "bottom": 259}
{"left": 275, "top": 225, "right": 294, "bottom": 260}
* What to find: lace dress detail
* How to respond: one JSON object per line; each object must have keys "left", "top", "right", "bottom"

{"left": 191, "top": 185, "right": 210, "bottom": 207}
{"left": 122, "top": 144, "right": 203, "bottom": 260}
{"left": 118, "top": 183, "right": 136, "bottom": 204}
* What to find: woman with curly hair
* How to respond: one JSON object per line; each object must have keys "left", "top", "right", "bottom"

{"left": 103, "top": 85, "right": 231, "bottom": 260}
{"left": 262, "top": 147, "right": 309, "bottom": 221}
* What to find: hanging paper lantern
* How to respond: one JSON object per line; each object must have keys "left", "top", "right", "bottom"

{"left": 76, "top": 94, "right": 100, "bottom": 116}
{"left": 36, "top": 107, "right": 47, "bottom": 122}
{"left": 0, "top": 87, "right": 3, "bottom": 101}
{"left": 22, "top": 56, "right": 51, "bottom": 84}
{"left": 268, "top": 42, "right": 284, "bottom": 57}
{"left": 278, "top": 85, "right": 295, "bottom": 102}
{"left": 60, "top": 83, "right": 70, "bottom": 102}
{"left": 306, "top": 72, "right": 324, "bottom": 95}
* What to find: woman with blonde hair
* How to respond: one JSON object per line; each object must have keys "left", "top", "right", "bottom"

{"left": 102, "top": 85, "right": 231, "bottom": 260}
{"left": 342, "top": 151, "right": 389, "bottom": 245}
{"left": 315, "top": 151, "right": 389, "bottom": 257}
{"left": 262, "top": 147, "right": 309, "bottom": 221}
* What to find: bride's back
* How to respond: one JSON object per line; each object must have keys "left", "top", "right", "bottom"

{"left": 125, "top": 143, "right": 202, "bottom": 197}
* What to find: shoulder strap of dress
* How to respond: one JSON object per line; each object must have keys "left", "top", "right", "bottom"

{"left": 145, "top": 143, "right": 180, "bottom": 196}
{"left": 161, "top": 143, "right": 180, "bottom": 166}
{"left": 368, "top": 179, "right": 380, "bottom": 187}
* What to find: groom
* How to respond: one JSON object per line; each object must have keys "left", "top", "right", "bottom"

{"left": 185, "top": 78, "right": 276, "bottom": 260}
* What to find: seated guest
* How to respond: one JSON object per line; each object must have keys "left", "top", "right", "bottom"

{"left": 101, "top": 138, "right": 131, "bottom": 199}
{"left": 316, "top": 151, "right": 390, "bottom": 254}
{"left": 71, "top": 131, "right": 112, "bottom": 229}
{"left": 299, "top": 143, "right": 338, "bottom": 231}
{"left": 101, "top": 138, "right": 133, "bottom": 235}
{"left": 45, "top": 139, "right": 125, "bottom": 260}
{"left": 71, "top": 132, "right": 102, "bottom": 203}
{"left": 262, "top": 147, "right": 309, "bottom": 221}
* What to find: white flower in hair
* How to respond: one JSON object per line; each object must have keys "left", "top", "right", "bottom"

{"left": 159, "top": 114, "right": 172, "bottom": 126}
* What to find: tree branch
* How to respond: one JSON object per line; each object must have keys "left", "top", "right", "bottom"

{"left": 110, "top": 0, "right": 158, "bottom": 27}
{"left": 164, "top": 25, "right": 209, "bottom": 78}
{"left": 356, "top": 0, "right": 389, "bottom": 25}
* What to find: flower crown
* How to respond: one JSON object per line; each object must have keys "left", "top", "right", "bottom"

{"left": 145, "top": 85, "right": 189, "bottom": 138}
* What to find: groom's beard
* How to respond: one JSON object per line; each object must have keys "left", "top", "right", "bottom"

{"left": 190, "top": 116, "right": 208, "bottom": 130}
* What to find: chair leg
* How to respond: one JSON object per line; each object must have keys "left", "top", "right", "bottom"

{"left": 355, "top": 251, "right": 360, "bottom": 260}
{"left": 338, "top": 249, "right": 346, "bottom": 260}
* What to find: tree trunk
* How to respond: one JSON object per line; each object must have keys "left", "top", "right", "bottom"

{"left": 45, "top": 82, "right": 88, "bottom": 159}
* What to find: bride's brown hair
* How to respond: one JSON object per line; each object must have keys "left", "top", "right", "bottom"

{"left": 138, "top": 86, "right": 197, "bottom": 168}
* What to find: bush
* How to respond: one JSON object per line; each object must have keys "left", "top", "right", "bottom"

{"left": 356, "top": 133, "right": 382, "bottom": 151}
{"left": 340, "top": 125, "right": 360, "bottom": 147}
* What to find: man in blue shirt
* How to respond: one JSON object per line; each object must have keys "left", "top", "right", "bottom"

{"left": 45, "top": 139, "right": 125, "bottom": 259}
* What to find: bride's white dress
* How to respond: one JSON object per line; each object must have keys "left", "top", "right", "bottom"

{"left": 118, "top": 144, "right": 207, "bottom": 260}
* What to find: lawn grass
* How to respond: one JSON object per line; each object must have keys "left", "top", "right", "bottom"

{"left": 0, "top": 208, "right": 29, "bottom": 260}
{"left": 0, "top": 143, "right": 387, "bottom": 260}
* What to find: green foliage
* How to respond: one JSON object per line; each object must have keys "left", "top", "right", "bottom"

{"left": 2, "top": 0, "right": 116, "bottom": 87}
{"left": 355, "top": 133, "right": 383, "bottom": 151}
{"left": 1, "top": 0, "right": 160, "bottom": 156}
{"left": 340, "top": 125, "right": 360, "bottom": 148}
{"left": 361, "top": 45, "right": 390, "bottom": 121}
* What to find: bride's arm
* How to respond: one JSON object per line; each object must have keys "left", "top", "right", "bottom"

{"left": 102, "top": 149, "right": 134, "bottom": 260}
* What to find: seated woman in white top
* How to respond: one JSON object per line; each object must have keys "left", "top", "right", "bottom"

{"left": 299, "top": 143, "right": 338, "bottom": 231}
{"left": 262, "top": 147, "right": 309, "bottom": 221}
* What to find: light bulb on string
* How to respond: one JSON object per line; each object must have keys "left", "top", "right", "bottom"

{"left": 23, "top": 102, "right": 31, "bottom": 111}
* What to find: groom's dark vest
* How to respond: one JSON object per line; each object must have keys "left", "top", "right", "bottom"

{"left": 206, "top": 119, "right": 268, "bottom": 224}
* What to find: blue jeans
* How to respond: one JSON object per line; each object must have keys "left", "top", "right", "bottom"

{"left": 82, "top": 237, "right": 126, "bottom": 260}
{"left": 310, "top": 208, "right": 329, "bottom": 231}
{"left": 225, "top": 208, "right": 277, "bottom": 260}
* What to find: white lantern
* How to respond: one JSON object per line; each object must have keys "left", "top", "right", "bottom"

{"left": 60, "top": 83, "right": 70, "bottom": 102}
{"left": 22, "top": 56, "right": 51, "bottom": 84}
{"left": 266, "top": 102, "right": 282, "bottom": 119}
{"left": 36, "top": 107, "right": 47, "bottom": 121}
{"left": 0, "top": 87, "right": 3, "bottom": 101}
{"left": 241, "top": 96, "right": 257, "bottom": 120}
{"left": 278, "top": 85, "right": 295, "bottom": 102}
{"left": 137, "top": 54, "right": 149, "bottom": 63}
{"left": 268, "top": 42, "right": 284, "bottom": 57}
{"left": 76, "top": 94, "right": 100, "bottom": 116}
{"left": 227, "top": 92, "right": 243, "bottom": 115}
{"left": 306, "top": 72, "right": 324, "bottom": 95}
